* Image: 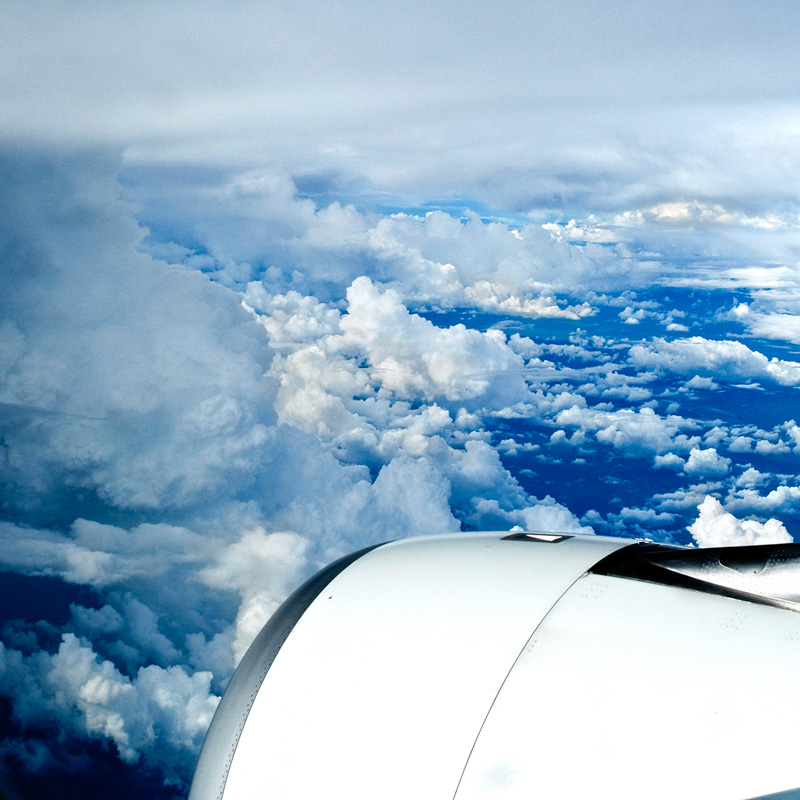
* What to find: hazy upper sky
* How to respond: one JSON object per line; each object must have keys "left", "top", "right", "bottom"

{"left": 7, "top": 0, "right": 800, "bottom": 138}
{"left": 5, "top": 0, "right": 800, "bottom": 215}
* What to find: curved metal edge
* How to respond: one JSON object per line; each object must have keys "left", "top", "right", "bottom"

{"left": 452, "top": 536, "right": 634, "bottom": 800}
{"left": 188, "top": 541, "right": 389, "bottom": 800}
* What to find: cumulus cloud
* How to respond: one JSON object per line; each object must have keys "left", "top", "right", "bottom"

{"left": 175, "top": 173, "right": 618, "bottom": 312}
{"left": 0, "top": 634, "right": 218, "bottom": 785}
{"left": 619, "top": 306, "right": 652, "bottom": 325}
{"left": 729, "top": 436, "right": 753, "bottom": 452}
{"left": 0, "top": 150, "right": 278, "bottom": 520}
{"left": 617, "top": 200, "right": 783, "bottom": 229}
{"left": 683, "top": 375, "right": 718, "bottom": 391}
{"left": 541, "top": 218, "right": 618, "bottom": 243}
{"left": 337, "top": 277, "right": 526, "bottom": 402}
{"left": 629, "top": 336, "right": 800, "bottom": 386}
{"left": 683, "top": 448, "right": 731, "bottom": 477}
{"left": 726, "top": 485, "right": 800, "bottom": 515}
{"left": 247, "top": 277, "right": 593, "bottom": 536}
{"left": 687, "top": 496, "right": 792, "bottom": 547}
{"left": 729, "top": 303, "right": 800, "bottom": 345}
{"left": 199, "top": 530, "right": 308, "bottom": 664}
{"left": 619, "top": 507, "right": 675, "bottom": 524}
{"left": 470, "top": 496, "right": 592, "bottom": 534}
{"left": 252, "top": 278, "right": 539, "bottom": 473}
{"left": 4, "top": 150, "right": 607, "bottom": 790}
{"left": 755, "top": 438, "right": 791, "bottom": 454}
{"left": 735, "top": 467, "right": 769, "bottom": 487}
{"left": 554, "top": 405, "right": 700, "bottom": 456}
{"left": 654, "top": 453, "right": 685, "bottom": 470}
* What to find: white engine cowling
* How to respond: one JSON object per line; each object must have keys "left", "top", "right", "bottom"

{"left": 189, "top": 532, "right": 800, "bottom": 800}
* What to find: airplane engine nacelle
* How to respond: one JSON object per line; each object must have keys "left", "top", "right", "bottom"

{"left": 189, "top": 532, "right": 800, "bottom": 800}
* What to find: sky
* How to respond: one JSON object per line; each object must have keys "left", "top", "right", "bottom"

{"left": 2, "top": 1, "right": 800, "bottom": 797}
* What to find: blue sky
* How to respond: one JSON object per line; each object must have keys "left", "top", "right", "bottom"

{"left": 2, "top": 1, "right": 800, "bottom": 796}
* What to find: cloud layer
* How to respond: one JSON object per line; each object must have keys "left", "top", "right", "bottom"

{"left": 0, "top": 150, "right": 592, "bottom": 790}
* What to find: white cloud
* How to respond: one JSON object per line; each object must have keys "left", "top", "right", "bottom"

{"left": 0, "top": 153, "right": 279, "bottom": 517}
{"left": 687, "top": 496, "right": 792, "bottom": 547}
{"left": 339, "top": 277, "right": 526, "bottom": 402}
{"left": 619, "top": 507, "right": 675, "bottom": 524}
{"left": 0, "top": 634, "right": 219, "bottom": 785}
{"left": 619, "top": 306, "right": 649, "bottom": 325}
{"left": 654, "top": 453, "right": 685, "bottom": 470}
{"left": 755, "top": 438, "right": 791, "bottom": 454}
{"left": 726, "top": 485, "right": 800, "bottom": 515}
{"left": 258, "top": 278, "right": 557, "bottom": 481}
{"left": 541, "top": 218, "right": 617, "bottom": 243}
{"left": 496, "top": 438, "right": 539, "bottom": 456}
{"left": 183, "top": 177, "right": 613, "bottom": 313}
{"left": 199, "top": 530, "right": 308, "bottom": 664}
{"left": 653, "top": 487, "right": 712, "bottom": 512}
{"left": 243, "top": 286, "right": 342, "bottom": 346}
{"left": 683, "top": 447, "right": 731, "bottom": 477}
{"left": 618, "top": 200, "right": 792, "bottom": 230}
{"left": 469, "top": 497, "right": 592, "bottom": 535}
{"left": 683, "top": 375, "right": 718, "bottom": 390}
{"left": 555, "top": 405, "right": 700, "bottom": 456}
{"left": 0, "top": 520, "right": 211, "bottom": 590}
{"left": 703, "top": 426, "right": 728, "bottom": 446}
{"left": 735, "top": 467, "right": 769, "bottom": 487}
{"left": 728, "top": 303, "right": 800, "bottom": 345}
{"left": 729, "top": 436, "right": 753, "bottom": 452}
{"left": 599, "top": 383, "right": 653, "bottom": 402}
{"left": 629, "top": 336, "right": 800, "bottom": 386}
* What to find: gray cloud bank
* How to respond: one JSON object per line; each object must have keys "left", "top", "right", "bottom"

{"left": 5, "top": 1, "right": 800, "bottom": 226}
{"left": 5, "top": 1, "right": 800, "bottom": 143}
